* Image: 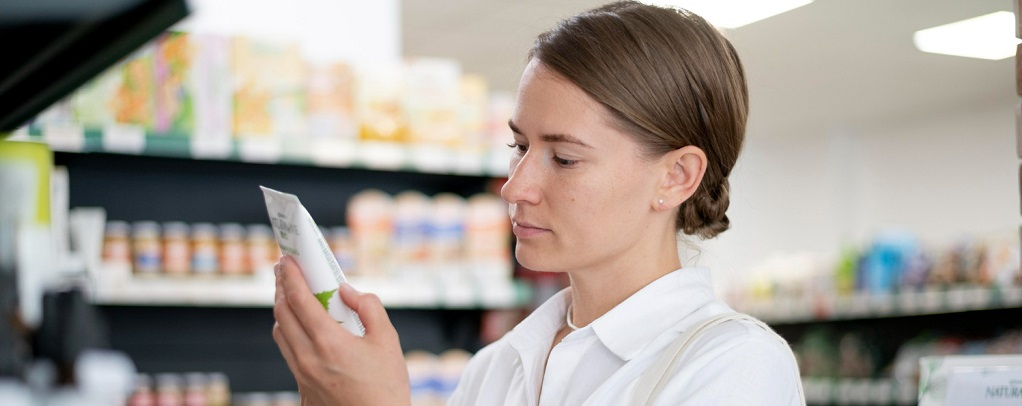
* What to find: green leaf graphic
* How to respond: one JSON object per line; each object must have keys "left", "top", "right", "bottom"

{"left": 313, "top": 289, "right": 337, "bottom": 310}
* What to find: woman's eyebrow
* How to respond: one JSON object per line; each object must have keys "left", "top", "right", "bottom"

{"left": 508, "top": 119, "right": 593, "bottom": 149}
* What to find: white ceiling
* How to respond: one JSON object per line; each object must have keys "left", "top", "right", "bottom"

{"left": 401, "top": 0, "right": 1019, "bottom": 139}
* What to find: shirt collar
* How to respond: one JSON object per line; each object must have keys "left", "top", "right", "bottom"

{"left": 507, "top": 287, "right": 572, "bottom": 353}
{"left": 590, "top": 267, "right": 717, "bottom": 361}
{"left": 505, "top": 286, "right": 572, "bottom": 405}
{"left": 502, "top": 268, "right": 717, "bottom": 379}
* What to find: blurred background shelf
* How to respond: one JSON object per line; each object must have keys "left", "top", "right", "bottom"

{"left": 16, "top": 129, "right": 511, "bottom": 177}
{"left": 802, "top": 377, "right": 918, "bottom": 406}
{"left": 88, "top": 268, "right": 531, "bottom": 309}
{"left": 740, "top": 286, "right": 1022, "bottom": 324}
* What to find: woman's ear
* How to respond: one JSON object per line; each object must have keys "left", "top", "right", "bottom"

{"left": 654, "top": 146, "right": 707, "bottom": 211}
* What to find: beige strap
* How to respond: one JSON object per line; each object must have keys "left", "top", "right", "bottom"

{"left": 630, "top": 312, "right": 805, "bottom": 405}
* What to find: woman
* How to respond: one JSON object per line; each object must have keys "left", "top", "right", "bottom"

{"left": 272, "top": 1, "right": 804, "bottom": 405}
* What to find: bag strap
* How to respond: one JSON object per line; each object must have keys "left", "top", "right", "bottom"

{"left": 630, "top": 312, "right": 806, "bottom": 406}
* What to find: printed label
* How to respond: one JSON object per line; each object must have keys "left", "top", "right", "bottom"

{"left": 947, "top": 367, "right": 1022, "bottom": 405}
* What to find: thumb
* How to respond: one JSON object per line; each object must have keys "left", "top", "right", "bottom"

{"left": 338, "top": 283, "right": 397, "bottom": 340}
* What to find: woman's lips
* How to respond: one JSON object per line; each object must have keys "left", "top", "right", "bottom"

{"left": 512, "top": 221, "right": 549, "bottom": 238}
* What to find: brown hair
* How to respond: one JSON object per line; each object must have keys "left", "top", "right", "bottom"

{"left": 529, "top": 1, "right": 748, "bottom": 239}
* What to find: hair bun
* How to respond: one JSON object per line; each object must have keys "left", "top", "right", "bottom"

{"left": 678, "top": 179, "right": 730, "bottom": 239}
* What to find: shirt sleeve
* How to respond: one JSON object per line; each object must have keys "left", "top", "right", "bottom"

{"left": 650, "top": 320, "right": 803, "bottom": 406}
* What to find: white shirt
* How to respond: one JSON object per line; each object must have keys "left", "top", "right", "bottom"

{"left": 448, "top": 268, "right": 803, "bottom": 405}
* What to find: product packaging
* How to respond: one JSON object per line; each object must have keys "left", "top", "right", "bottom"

{"left": 357, "top": 64, "right": 407, "bottom": 143}
{"left": 162, "top": 222, "right": 191, "bottom": 275}
{"left": 347, "top": 189, "right": 394, "bottom": 277}
{"left": 132, "top": 221, "right": 162, "bottom": 275}
{"left": 918, "top": 354, "right": 1022, "bottom": 406}
{"left": 190, "top": 33, "right": 233, "bottom": 155}
{"left": 403, "top": 58, "right": 462, "bottom": 147}
{"left": 307, "top": 62, "right": 357, "bottom": 140}
{"left": 232, "top": 37, "right": 279, "bottom": 138}
{"left": 116, "top": 47, "right": 156, "bottom": 130}
{"left": 219, "top": 223, "right": 247, "bottom": 276}
{"left": 153, "top": 31, "right": 195, "bottom": 135}
{"left": 191, "top": 223, "right": 219, "bottom": 275}
{"left": 260, "top": 186, "right": 365, "bottom": 336}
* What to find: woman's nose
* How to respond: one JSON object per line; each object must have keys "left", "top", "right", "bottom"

{"left": 500, "top": 151, "right": 542, "bottom": 206}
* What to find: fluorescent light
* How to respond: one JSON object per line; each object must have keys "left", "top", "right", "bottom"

{"left": 643, "top": 0, "right": 814, "bottom": 29}
{"left": 913, "top": 11, "right": 1021, "bottom": 60}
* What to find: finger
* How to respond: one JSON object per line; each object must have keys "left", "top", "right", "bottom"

{"left": 279, "top": 256, "right": 349, "bottom": 339}
{"left": 338, "top": 283, "right": 397, "bottom": 340}
{"left": 273, "top": 279, "right": 318, "bottom": 361}
{"left": 272, "top": 321, "right": 303, "bottom": 380}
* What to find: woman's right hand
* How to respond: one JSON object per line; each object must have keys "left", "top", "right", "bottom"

{"left": 272, "top": 256, "right": 411, "bottom": 406}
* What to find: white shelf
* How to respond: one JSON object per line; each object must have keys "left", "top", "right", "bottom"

{"left": 737, "top": 286, "right": 1022, "bottom": 324}
{"left": 802, "top": 377, "right": 917, "bottom": 405}
{"left": 89, "top": 265, "right": 527, "bottom": 309}
{"left": 29, "top": 130, "right": 509, "bottom": 177}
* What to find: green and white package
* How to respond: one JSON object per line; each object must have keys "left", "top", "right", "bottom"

{"left": 260, "top": 186, "right": 366, "bottom": 336}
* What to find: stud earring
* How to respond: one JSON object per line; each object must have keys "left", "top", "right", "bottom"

{"left": 657, "top": 198, "right": 664, "bottom": 206}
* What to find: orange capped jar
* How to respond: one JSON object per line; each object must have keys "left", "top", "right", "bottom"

{"left": 191, "top": 223, "right": 219, "bottom": 275}
{"left": 162, "top": 222, "right": 191, "bottom": 275}
{"left": 132, "top": 221, "right": 162, "bottom": 276}
{"left": 103, "top": 221, "right": 132, "bottom": 266}
{"left": 246, "top": 224, "right": 277, "bottom": 276}
{"left": 219, "top": 223, "right": 247, "bottom": 276}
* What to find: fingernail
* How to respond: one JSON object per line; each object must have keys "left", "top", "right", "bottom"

{"left": 274, "top": 263, "right": 282, "bottom": 277}
{"left": 339, "top": 283, "right": 355, "bottom": 294}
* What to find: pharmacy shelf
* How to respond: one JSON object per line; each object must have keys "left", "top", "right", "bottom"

{"left": 89, "top": 266, "right": 531, "bottom": 310}
{"left": 736, "top": 286, "right": 1022, "bottom": 324}
{"left": 802, "top": 377, "right": 917, "bottom": 406}
{"left": 17, "top": 126, "right": 511, "bottom": 177}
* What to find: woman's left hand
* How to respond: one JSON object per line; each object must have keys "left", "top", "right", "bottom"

{"left": 272, "top": 255, "right": 411, "bottom": 406}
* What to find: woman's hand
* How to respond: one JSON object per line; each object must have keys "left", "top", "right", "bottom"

{"left": 272, "top": 256, "right": 411, "bottom": 406}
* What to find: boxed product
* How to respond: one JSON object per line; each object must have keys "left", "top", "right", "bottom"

{"left": 115, "top": 46, "right": 157, "bottom": 130}
{"left": 189, "top": 33, "right": 233, "bottom": 153}
{"left": 71, "top": 65, "right": 122, "bottom": 129}
{"left": 357, "top": 64, "right": 407, "bottom": 143}
{"left": 232, "top": 37, "right": 306, "bottom": 139}
{"left": 919, "top": 354, "right": 1022, "bottom": 405}
{"left": 307, "top": 62, "right": 357, "bottom": 140}
{"left": 153, "top": 31, "right": 195, "bottom": 135}
{"left": 403, "top": 58, "right": 462, "bottom": 147}
{"left": 458, "top": 74, "right": 489, "bottom": 150}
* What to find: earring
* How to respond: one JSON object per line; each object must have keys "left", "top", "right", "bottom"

{"left": 657, "top": 198, "right": 664, "bottom": 207}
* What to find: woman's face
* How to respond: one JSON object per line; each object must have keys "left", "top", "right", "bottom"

{"left": 501, "top": 59, "right": 664, "bottom": 273}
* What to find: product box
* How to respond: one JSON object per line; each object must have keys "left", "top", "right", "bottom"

{"left": 153, "top": 31, "right": 195, "bottom": 135}
{"left": 454, "top": 74, "right": 489, "bottom": 173}
{"left": 114, "top": 46, "right": 157, "bottom": 130}
{"left": 484, "top": 92, "right": 516, "bottom": 175}
{"left": 273, "top": 43, "right": 308, "bottom": 139}
{"left": 357, "top": 64, "right": 407, "bottom": 143}
{"left": 68, "top": 45, "right": 155, "bottom": 132}
{"left": 459, "top": 74, "right": 489, "bottom": 149}
{"left": 71, "top": 64, "right": 122, "bottom": 130}
{"left": 919, "top": 354, "right": 1022, "bottom": 405}
{"left": 189, "top": 33, "right": 233, "bottom": 155}
{"left": 307, "top": 62, "right": 357, "bottom": 140}
{"left": 403, "top": 58, "right": 462, "bottom": 147}
{"left": 232, "top": 37, "right": 306, "bottom": 139}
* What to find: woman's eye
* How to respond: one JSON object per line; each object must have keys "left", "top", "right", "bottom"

{"left": 553, "top": 156, "right": 578, "bottom": 167}
{"left": 506, "top": 142, "right": 528, "bottom": 153}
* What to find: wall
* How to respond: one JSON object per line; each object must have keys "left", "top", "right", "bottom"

{"left": 695, "top": 100, "right": 1019, "bottom": 292}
